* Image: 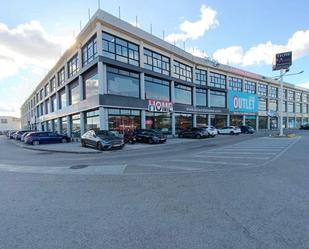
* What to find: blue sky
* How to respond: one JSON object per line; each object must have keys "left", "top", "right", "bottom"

{"left": 0, "top": 0, "right": 308, "bottom": 117}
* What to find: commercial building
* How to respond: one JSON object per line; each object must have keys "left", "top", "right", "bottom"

{"left": 0, "top": 116, "right": 21, "bottom": 132}
{"left": 21, "top": 9, "right": 309, "bottom": 137}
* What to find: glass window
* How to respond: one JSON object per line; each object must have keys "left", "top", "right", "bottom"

{"left": 85, "top": 110, "right": 100, "bottom": 131}
{"left": 195, "top": 69, "right": 207, "bottom": 86}
{"left": 84, "top": 72, "right": 99, "bottom": 99}
{"left": 196, "top": 114, "right": 207, "bottom": 127}
{"left": 107, "top": 66, "right": 140, "bottom": 98}
{"left": 44, "top": 83, "right": 49, "bottom": 97}
{"left": 103, "top": 32, "right": 139, "bottom": 66}
{"left": 144, "top": 48, "right": 170, "bottom": 75}
{"left": 209, "top": 90, "right": 226, "bottom": 108}
{"left": 45, "top": 100, "right": 49, "bottom": 114}
{"left": 288, "top": 90, "right": 294, "bottom": 101}
{"left": 244, "top": 80, "right": 256, "bottom": 94}
{"left": 259, "top": 98, "right": 267, "bottom": 111}
{"left": 82, "top": 36, "right": 97, "bottom": 66}
{"left": 295, "top": 103, "right": 301, "bottom": 113}
{"left": 302, "top": 94, "right": 308, "bottom": 103}
{"left": 59, "top": 90, "right": 66, "bottom": 109}
{"left": 287, "top": 102, "right": 294, "bottom": 113}
{"left": 196, "top": 88, "right": 207, "bottom": 106}
{"left": 175, "top": 113, "right": 192, "bottom": 133}
{"left": 258, "top": 83, "right": 267, "bottom": 96}
{"left": 303, "top": 104, "right": 308, "bottom": 114}
{"left": 145, "top": 75, "right": 170, "bottom": 101}
{"left": 269, "top": 86, "right": 278, "bottom": 98}
{"left": 229, "top": 76, "right": 242, "bottom": 91}
{"left": 69, "top": 82, "right": 79, "bottom": 105}
{"left": 60, "top": 117, "right": 67, "bottom": 135}
{"left": 68, "top": 54, "right": 79, "bottom": 78}
{"left": 295, "top": 92, "right": 301, "bottom": 102}
{"left": 50, "top": 77, "right": 56, "bottom": 93}
{"left": 72, "top": 114, "right": 81, "bottom": 137}
{"left": 51, "top": 95, "right": 57, "bottom": 112}
{"left": 174, "top": 83, "right": 192, "bottom": 105}
{"left": 108, "top": 108, "right": 141, "bottom": 133}
{"left": 269, "top": 99, "right": 278, "bottom": 111}
{"left": 58, "top": 68, "right": 65, "bottom": 86}
{"left": 145, "top": 112, "right": 171, "bottom": 134}
{"left": 209, "top": 72, "right": 226, "bottom": 89}
{"left": 173, "top": 61, "right": 192, "bottom": 82}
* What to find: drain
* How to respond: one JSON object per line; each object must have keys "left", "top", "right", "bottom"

{"left": 70, "top": 165, "right": 89, "bottom": 169}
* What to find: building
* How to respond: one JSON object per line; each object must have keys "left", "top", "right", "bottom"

{"left": 21, "top": 9, "right": 309, "bottom": 137}
{"left": 0, "top": 116, "right": 21, "bottom": 131}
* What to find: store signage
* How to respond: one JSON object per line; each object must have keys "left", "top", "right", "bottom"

{"left": 273, "top": 51, "right": 292, "bottom": 71}
{"left": 228, "top": 91, "right": 258, "bottom": 113}
{"left": 185, "top": 106, "right": 227, "bottom": 114}
{"left": 148, "top": 99, "right": 173, "bottom": 113}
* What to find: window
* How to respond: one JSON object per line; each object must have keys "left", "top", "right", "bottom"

{"left": 196, "top": 88, "right": 207, "bottom": 106}
{"left": 84, "top": 72, "right": 99, "bottom": 99}
{"left": 287, "top": 102, "right": 294, "bottom": 113}
{"left": 145, "top": 112, "right": 171, "bottom": 134}
{"left": 45, "top": 100, "right": 49, "bottom": 114}
{"left": 295, "top": 92, "right": 301, "bottom": 102}
{"left": 103, "top": 32, "right": 139, "bottom": 66}
{"left": 145, "top": 75, "right": 170, "bottom": 101}
{"left": 58, "top": 68, "right": 65, "bottom": 86}
{"left": 71, "top": 114, "right": 81, "bottom": 137}
{"left": 108, "top": 109, "right": 141, "bottom": 133}
{"left": 51, "top": 95, "right": 57, "bottom": 112}
{"left": 175, "top": 113, "right": 192, "bottom": 133}
{"left": 269, "top": 99, "right": 278, "bottom": 111}
{"left": 209, "top": 90, "right": 226, "bottom": 107}
{"left": 269, "top": 86, "right": 278, "bottom": 98}
{"left": 258, "top": 83, "right": 267, "bottom": 96}
{"left": 195, "top": 69, "right": 207, "bottom": 86}
{"left": 69, "top": 81, "right": 79, "bottom": 105}
{"left": 244, "top": 80, "right": 256, "bottom": 94}
{"left": 50, "top": 77, "right": 56, "bottom": 93}
{"left": 288, "top": 90, "right": 294, "bottom": 101}
{"left": 68, "top": 54, "right": 79, "bottom": 78}
{"left": 259, "top": 98, "right": 267, "bottom": 111}
{"left": 107, "top": 66, "right": 140, "bottom": 98}
{"left": 85, "top": 110, "right": 100, "bottom": 131}
{"left": 40, "top": 89, "right": 44, "bottom": 100}
{"left": 283, "top": 101, "right": 287, "bottom": 112}
{"left": 59, "top": 90, "right": 66, "bottom": 109}
{"left": 174, "top": 83, "right": 192, "bottom": 105}
{"left": 173, "top": 61, "right": 192, "bottom": 82}
{"left": 303, "top": 94, "right": 308, "bottom": 103}
{"left": 44, "top": 83, "right": 49, "bottom": 97}
{"left": 0, "top": 119, "right": 7, "bottom": 124}
{"left": 229, "top": 77, "right": 242, "bottom": 91}
{"left": 82, "top": 36, "right": 97, "bottom": 66}
{"left": 295, "top": 103, "right": 301, "bottom": 113}
{"left": 144, "top": 48, "right": 170, "bottom": 75}
{"left": 209, "top": 72, "right": 226, "bottom": 89}
{"left": 60, "top": 117, "right": 67, "bottom": 134}
{"left": 303, "top": 104, "right": 308, "bottom": 114}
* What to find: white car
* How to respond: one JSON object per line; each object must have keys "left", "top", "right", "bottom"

{"left": 217, "top": 126, "right": 241, "bottom": 135}
{"left": 205, "top": 126, "right": 218, "bottom": 137}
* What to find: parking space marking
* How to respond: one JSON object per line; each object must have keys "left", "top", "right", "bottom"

{"left": 203, "top": 151, "right": 277, "bottom": 155}
{"left": 194, "top": 155, "right": 270, "bottom": 160}
{"left": 169, "top": 159, "right": 254, "bottom": 166}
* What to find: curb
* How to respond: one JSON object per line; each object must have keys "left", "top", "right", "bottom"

{"left": 11, "top": 140, "right": 102, "bottom": 154}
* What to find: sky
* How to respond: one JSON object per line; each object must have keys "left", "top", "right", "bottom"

{"left": 0, "top": 0, "right": 309, "bottom": 117}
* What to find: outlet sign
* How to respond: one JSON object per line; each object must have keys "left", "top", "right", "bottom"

{"left": 228, "top": 91, "right": 258, "bottom": 113}
{"left": 148, "top": 99, "right": 173, "bottom": 112}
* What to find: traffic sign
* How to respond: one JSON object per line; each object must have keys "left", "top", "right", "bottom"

{"left": 273, "top": 51, "right": 292, "bottom": 71}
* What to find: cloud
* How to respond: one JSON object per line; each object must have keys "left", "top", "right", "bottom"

{"left": 129, "top": 20, "right": 140, "bottom": 28}
{"left": 297, "top": 82, "right": 309, "bottom": 89}
{"left": 165, "top": 5, "right": 219, "bottom": 43}
{"left": 212, "top": 29, "right": 309, "bottom": 66}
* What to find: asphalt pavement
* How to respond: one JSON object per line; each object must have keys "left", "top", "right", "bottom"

{"left": 0, "top": 131, "right": 308, "bottom": 249}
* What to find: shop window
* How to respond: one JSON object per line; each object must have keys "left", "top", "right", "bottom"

{"left": 108, "top": 108, "right": 141, "bottom": 133}
{"left": 85, "top": 110, "right": 100, "bottom": 131}
{"left": 84, "top": 72, "right": 99, "bottom": 99}
{"left": 146, "top": 112, "right": 171, "bottom": 134}
{"left": 209, "top": 90, "right": 226, "bottom": 108}
{"left": 196, "top": 88, "right": 207, "bottom": 106}
{"left": 145, "top": 75, "right": 170, "bottom": 101}
{"left": 175, "top": 83, "right": 192, "bottom": 105}
{"left": 175, "top": 113, "right": 192, "bottom": 133}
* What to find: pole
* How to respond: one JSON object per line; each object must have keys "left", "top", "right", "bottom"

{"left": 279, "top": 69, "right": 284, "bottom": 136}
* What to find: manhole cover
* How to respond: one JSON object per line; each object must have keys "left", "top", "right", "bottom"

{"left": 70, "top": 165, "right": 89, "bottom": 169}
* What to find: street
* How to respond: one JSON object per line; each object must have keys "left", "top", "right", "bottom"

{"left": 0, "top": 132, "right": 309, "bottom": 249}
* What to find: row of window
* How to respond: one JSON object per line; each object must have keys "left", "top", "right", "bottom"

{"left": 258, "top": 98, "right": 309, "bottom": 113}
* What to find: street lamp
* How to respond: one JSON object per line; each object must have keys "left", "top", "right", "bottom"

{"left": 273, "top": 70, "right": 304, "bottom": 136}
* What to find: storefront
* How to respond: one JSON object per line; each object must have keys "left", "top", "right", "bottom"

{"left": 258, "top": 116, "right": 268, "bottom": 129}
{"left": 196, "top": 114, "right": 208, "bottom": 127}
{"left": 108, "top": 108, "right": 141, "bottom": 134}
{"left": 211, "top": 115, "right": 227, "bottom": 128}
{"left": 245, "top": 115, "right": 257, "bottom": 129}
{"left": 71, "top": 114, "right": 81, "bottom": 137}
{"left": 146, "top": 112, "right": 171, "bottom": 134}
{"left": 296, "top": 117, "right": 302, "bottom": 128}
{"left": 230, "top": 115, "right": 243, "bottom": 127}
{"left": 270, "top": 117, "right": 278, "bottom": 129}
{"left": 288, "top": 117, "right": 295, "bottom": 128}
{"left": 175, "top": 113, "right": 192, "bottom": 133}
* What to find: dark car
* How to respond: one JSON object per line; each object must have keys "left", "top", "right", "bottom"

{"left": 24, "top": 132, "right": 70, "bottom": 145}
{"left": 178, "top": 127, "right": 209, "bottom": 139}
{"left": 239, "top": 125, "right": 255, "bottom": 134}
{"left": 81, "top": 130, "right": 124, "bottom": 150}
{"left": 123, "top": 131, "right": 137, "bottom": 144}
{"left": 300, "top": 124, "right": 309, "bottom": 130}
{"left": 134, "top": 129, "right": 167, "bottom": 144}
{"left": 14, "top": 130, "right": 32, "bottom": 140}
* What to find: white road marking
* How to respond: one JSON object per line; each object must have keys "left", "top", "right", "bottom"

{"left": 169, "top": 159, "right": 253, "bottom": 166}
{"left": 194, "top": 155, "right": 270, "bottom": 160}
{"left": 203, "top": 151, "right": 277, "bottom": 155}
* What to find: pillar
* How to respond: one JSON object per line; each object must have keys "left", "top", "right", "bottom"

{"left": 171, "top": 81, "right": 175, "bottom": 103}
{"left": 242, "top": 115, "right": 246, "bottom": 126}
{"left": 172, "top": 113, "right": 176, "bottom": 136}
{"left": 256, "top": 116, "right": 259, "bottom": 131}
{"left": 66, "top": 115, "right": 72, "bottom": 137}
{"left": 193, "top": 114, "right": 197, "bottom": 127}
{"left": 79, "top": 75, "right": 84, "bottom": 100}
{"left": 96, "top": 22, "right": 103, "bottom": 56}
{"left": 98, "top": 62, "right": 107, "bottom": 95}
{"left": 57, "top": 117, "right": 61, "bottom": 133}
{"left": 140, "top": 72, "right": 145, "bottom": 100}
{"left": 267, "top": 117, "right": 271, "bottom": 129}
{"left": 193, "top": 86, "right": 196, "bottom": 106}
{"left": 99, "top": 106, "right": 108, "bottom": 130}
{"left": 56, "top": 91, "right": 60, "bottom": 111}
{"left": 141, "top": 110, "right": 146, "bottom": 129}
{"left": 80, "top": 112, "right": 85, "bottom": 135}
{"left": 208, "top": 114, "right": 211, "bottom": 127}
{"left": 227, "top": 114, "right": 230, "bottom": 126}
{"left": 139, "top": 40, "right": 144, "bottom": 67}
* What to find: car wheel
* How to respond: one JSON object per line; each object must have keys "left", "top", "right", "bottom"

{"left": 195, "top": 134, "right": 201, "bottom": 139}
{"left": 81, "top": 140, "right": 86, "bottom": 147}
{"left": 61, "top": 138, "right": 67, "bottom": 143}
{"left": 97, "top": 142, "right": 103, "bottom": 151}
{"left": 230, "top": 131, "right": 235, "bottom": 135}
{"left": 33, "top": 140, "right": 39, "bottom": 145}
{"left": 148, "top": 138, "right": 153, "bottom": 144}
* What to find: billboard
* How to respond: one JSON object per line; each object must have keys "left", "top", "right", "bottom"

{"left": 273, "top": 51, "right": 292, "bottom": 71}
{"left": 228, "top": 91, "right": 258, "bottom": 113}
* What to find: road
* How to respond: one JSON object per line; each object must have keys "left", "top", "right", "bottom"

{"left": 0, "top": 132, "right": 309, "bottom": 249}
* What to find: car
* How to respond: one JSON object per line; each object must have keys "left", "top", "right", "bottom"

{"left": 8, "top": 131, "right": 17, "bottom": 139}
{"left": 21, "top": 131, "right": 36, "bottom": 142}
{"left": 217, "top": 126, "right": 241, "bottom": 135}
{"left": 300, "top": 124, "right": 309, "bottom": 130}
{"left": 123, "top": 131, "right": 137, "bottom": 144}
{"left": 24, "top": 132, "right": 70, "bottom": 145}
{"left": 239, "top": 125, "right": 255, "bottom": 134}
{"left": 204, "top": 126, "right": 218, "bottom": 137}
{"left": 178, "top": 127, "right": 209, "bottom": 139}
{"left": 81, "top": 130, "right": 125, "bottom": 150}
{"left": 14, "top": 130, "right": 32, "bottom": 140}
{"left": 134, "top": 129, "right": 167, "bottom": 144}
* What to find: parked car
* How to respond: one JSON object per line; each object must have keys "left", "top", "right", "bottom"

{"left": 14, "top": 130, "right": 32, "bottom": 140}
{"left": 21, "top": 131, "right": 35, "bottom": 142}
{"left": 239, "top": 125, "right": 255, "bottom": 134}
{"left": 134, "top": 129, "right": 167, "bottom": 144}
{"left": 8, "top": 131, "right": 17, "bottom": 139}
{"left": 217, "top": 126, "right": 241, "bottom": 135}
{"left": 123, "top": 131, "right": 137, "bottom": 144}
{"left": 300, "top": 124, "right": 309, "bottom": 130}
{"left": 204, "top": 126, "right": 218, "bottom": 137}
{"left": 24, "top": 132, "right": 70, "bottom": 145}
{"left": 178, "top": 127, "right": 209, "bottom": 139}
{"left": 81, "top": 130, "right": 124, "bottom": 150}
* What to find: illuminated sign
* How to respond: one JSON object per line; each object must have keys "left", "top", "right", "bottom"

{"left": 228, "top": 91, "right": 258, "bottom": 113}
{"left": 273, "top": 51, "right": 292, "bottom": 71}
{"left": 148, "top": 99, "right": 173, "bottom": 112}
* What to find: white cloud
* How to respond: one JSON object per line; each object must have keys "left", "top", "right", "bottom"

{"left": 165, "top": 5, "right": 219, "bottom": 43}
{"left": 297, "top": 82, "right": 309, "bottom": 89}
{"left": 129, "top": 20, "right": 140, "bottom": 28}
{"left": 212, "top": 29, "right": 309, "bottom": 66}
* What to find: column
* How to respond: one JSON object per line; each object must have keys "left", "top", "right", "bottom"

{"left": 79, "top": 75, "right": 84, "bottom": 101}
{"left": 99, "top": 106, "right": 108, "bottom": 130}
{"left": 98, "top": 62, "right": 106, "bottom": 95}
{"left": 66, "top": 115, "right": 72, "bottom": 137}
{"left": 172, "top": 112, "right": 176, "bottom": 136}
{"left": 192, "top": 86, "right": 196, "bottom": 106}
{"left": 139, "top": 40, "right": 144, "bottom": 67}
{"left": 256, "top": 116, "right": 259, "bottom": 131}
{"left": 57, "top": 117, "right": 61, "bottom": 133}
{"left": 208, "top": 114, "right": 211, "bottom": 127}
{"left": 193, "top": 114, "right": 197, "bottom": 127}
{"left": 140, "top": 72, "right": 145, "bottom": 100}
{"left": 170, "top": 54, "right": 175, "bottom": 78}
{"left": 141, "top": 110, "right": 146, "bottom": 129}
{"left": 56, "top": 91, "right": 60, "bottom": 111}
{"left": 242, "top": 115, "right": 246, "bottom": 126}
{"left": 192, "top": 66, "right": 196, "bottom": 84}
{"left": 78, "top": 47, "right": 82, "bottom": 70}
{"left": 96, "top": 22, "right": 103, "bottom": 56}
{"left": 171, "top": 81, "right": 175, "bottom": 103}
{"left": 80, "top": 112, "right": 85, "bottom": 135}
{"left": 267, "top": 117, "right": 271, "bottom": 129}
{"left": 207, "top": 89, "right": 210, "bottom": 107}
{"left": 64, "top": 59, "right": 68, "bottom": 81}
{"left": 227, "top": 114, "right": 230, "bottom": 126}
